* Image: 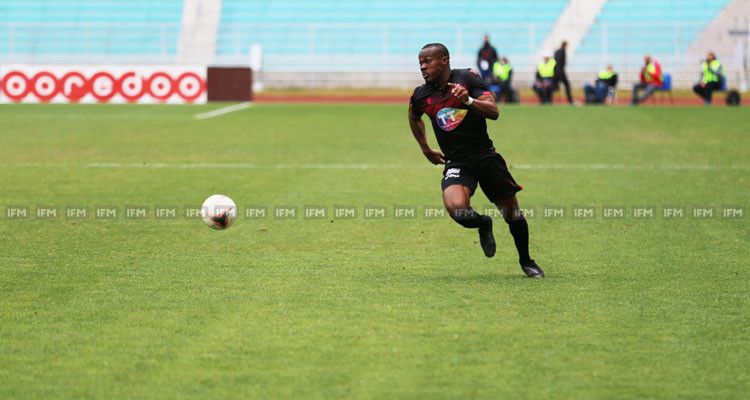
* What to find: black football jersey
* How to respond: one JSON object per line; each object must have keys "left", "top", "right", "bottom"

{"left": 410, "top": 68, "right": 495, "bottom": 161}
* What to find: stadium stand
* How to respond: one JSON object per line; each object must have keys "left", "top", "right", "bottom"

{"left": 577, "top": 0, "right": 731, "bottom": 56}
{"left": 0, "top": 0, "right": 742, "bottom": 89}
{"left": 215, "top": 0, "right": 568, "bottom": 65}
{"left": 0, "top": 0, "right": 183, "bottom": 60}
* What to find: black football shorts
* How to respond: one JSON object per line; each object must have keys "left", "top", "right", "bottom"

{"left": 441, "top": 152, "right": 523, "bottom": 202}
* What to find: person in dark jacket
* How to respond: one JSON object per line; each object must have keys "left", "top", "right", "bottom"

{"left": 553, "top": 41, "right": 575, "bottom": 105}
{"left": 477, "top": 34, "right": 498, "bottom": 85}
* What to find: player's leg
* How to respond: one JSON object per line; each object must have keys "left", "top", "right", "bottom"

{"left": 442, "top": 184, "right": 471, "bottom": 219}
{"left": 494, "top": 195, "right": 530, "bottom": 263}
{"left": 442, "top": 182, "right": 495, "bottom": 258}
{"left": 494, "top": 196, "right": 544, "bottom": 278}
{"left": 475, "top": 154, "right": 544, "bottom": 278}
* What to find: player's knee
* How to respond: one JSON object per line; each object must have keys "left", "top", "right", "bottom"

{"left": 444, "top": 200, "right": 468, "bottom": 217}
{"left": 499, "top": 206, "right": 522, "bottom": 224}
{"left": 448, "top": 206, "right": 483, "bottom": 229}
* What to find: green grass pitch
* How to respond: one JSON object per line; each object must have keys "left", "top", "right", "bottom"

{"left": 0, "top": 103, "right": 748, "bottom": 399}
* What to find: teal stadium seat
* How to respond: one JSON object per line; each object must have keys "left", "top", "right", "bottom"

{"left": 0, "top": 0, "right": 183, "bottom": 57}
{"left": 216, "top": 0, "right": 567, "bottom": 67}
{"left": 578, "top": 0, "right": 730, "bottom": 56}
{"left": 1, "top": 0, "right": 731, "bottom": 68}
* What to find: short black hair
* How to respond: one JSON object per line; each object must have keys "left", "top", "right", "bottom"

{"left": 421, "top": 43, "right": 449, "bottom": 59}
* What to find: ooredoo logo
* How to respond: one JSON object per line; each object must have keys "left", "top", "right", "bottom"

{"left": 0, "top": 69, "right": 206, "bottom": 103}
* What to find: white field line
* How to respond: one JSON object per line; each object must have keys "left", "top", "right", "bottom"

{"left": 193, "top": 102, "right": 252, "bottom": 120}
{"left": 85, "top": 162, "right": 410, "bottom": 169}
{"left": 509, "top": 164, "right": 749, "bottom": 170}
{"left": 1, "top": 162, "right": 748, "bottom": 170}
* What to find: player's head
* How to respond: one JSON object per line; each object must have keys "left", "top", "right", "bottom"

{"left": 644, "top": 54, "right": 651, "bottom": 64}
{"left": 707, "top": 52, "right": 716, "bottom": 61}
{"left": 561, "top": 41, "right": 568, "bottom": 49}
{"left": 419, "top": 43, "right": 450, "bottom": 84}
{"left": 484, "top": 34, "right": 490, "bottom": 43}
{"left": 501, "top": 57, "right": 508, "bottom": 64}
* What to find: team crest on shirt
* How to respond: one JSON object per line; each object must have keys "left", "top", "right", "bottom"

{"left": 436, "top": 108, "right": 468, "bottom": 131}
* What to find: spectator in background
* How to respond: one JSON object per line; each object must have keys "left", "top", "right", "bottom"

{"left": 631, "top": 55, "right": 662, "bottom": 105}
{"left": 492, "top": 57, "right": 514, "bottom": 103}
{"left": 477, "top": 34, "right": 498, "bottom": 85}
{"left": 693, "top": 52, "right": 724, "bottom": 105}
{"left": 554, "top": 41, "right": 575, "bottom": 104}
{"left": 533, "top": 56, "right": 557, "bottom": 104}
{"left": 584, "top": 66, "right": 618, "bottom": 104}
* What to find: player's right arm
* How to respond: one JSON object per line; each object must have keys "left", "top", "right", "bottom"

{"left": 408, "top": 109, "right": 444, "bottom": 165}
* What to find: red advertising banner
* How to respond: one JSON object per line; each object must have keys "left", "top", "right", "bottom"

{"left": 0, "top": 65, "right": 207, "bottom": 104}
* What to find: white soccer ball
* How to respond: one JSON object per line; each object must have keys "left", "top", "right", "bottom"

{"left": 201, "top": 194, "right": 237, "bottom": 230}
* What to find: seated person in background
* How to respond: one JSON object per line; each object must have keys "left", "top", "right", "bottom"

{"left": 533, "top": 56, "right": 557, "bottom": 104}
{"left": 631, "top": 55, "right": 662, "bottom": 105}
{"left": 584, "top": 66, "right": 618, "bottom": 104}
{"left": 693, "top": 52, "right": 724, "bottom": 105}
{"left": 492, "top": 57, "right": 514, "bottom": 103}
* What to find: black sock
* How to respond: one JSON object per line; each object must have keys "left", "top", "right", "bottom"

{"left": 451, "top": 207, "right": 488, "bottom": 229}
{"left": 507, "top": 216, "right": 531, "bottom": 264}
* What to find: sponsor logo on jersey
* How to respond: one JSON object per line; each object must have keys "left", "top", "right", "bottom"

{"left": 436, "top": 108, "right": 467, "bottom": 131}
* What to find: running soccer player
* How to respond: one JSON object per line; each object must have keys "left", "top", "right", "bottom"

{"left": 408, "top": 43, "right": 544, "bottom": 278}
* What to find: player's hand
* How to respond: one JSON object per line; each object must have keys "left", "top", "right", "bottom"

{"left": 423, "top": 148, "right": 445, "bottom": 165}
{"left": 446, "top": 82, "right": 470, "bottom": 103}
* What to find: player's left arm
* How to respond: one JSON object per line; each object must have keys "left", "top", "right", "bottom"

{"left": 447, "top": 82, "right": 499, "bottom": 120}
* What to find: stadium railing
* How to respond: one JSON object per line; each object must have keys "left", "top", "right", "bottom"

{"left": 1, "top": 21, "right": 742, "bottom": 90}
{"left": 0, "top": 22, "right": 180, "bottom": 64}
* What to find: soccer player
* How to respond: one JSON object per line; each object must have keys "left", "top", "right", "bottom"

{"left": 408, "top": 43, "right": 544, "bottom": 278}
